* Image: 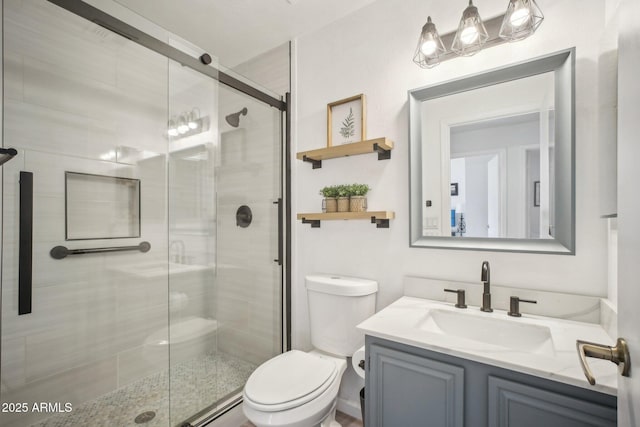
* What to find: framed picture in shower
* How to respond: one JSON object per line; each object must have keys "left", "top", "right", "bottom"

{"left": 65, "top": 172, "right": 141, "bottom": 240}
{"left": 327, "top": 94, "right": 366, "bottom": 146}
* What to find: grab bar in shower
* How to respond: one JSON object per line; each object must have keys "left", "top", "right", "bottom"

{"left": 50, "top": 241, "right": 151, "bottom": 259}
{"left": 0, "top": 148, "right": 18, "bottom": 166}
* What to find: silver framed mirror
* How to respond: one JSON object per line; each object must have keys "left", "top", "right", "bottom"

{"left": 409, "top": 48, "right": 575, "bottom": 254}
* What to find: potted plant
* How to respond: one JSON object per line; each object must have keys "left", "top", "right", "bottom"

{"left": 349, "top": 183, "right": 370, "bottom": 212}
{"left": 319, "top": 185, "right": 338, "bottom": 213}
{"left": 336, "top": 184, "right": 350, "bottom": 212}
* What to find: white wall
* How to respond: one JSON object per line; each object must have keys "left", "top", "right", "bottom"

{"left": 293, "top": 0, "right": 610, "bottom": 413}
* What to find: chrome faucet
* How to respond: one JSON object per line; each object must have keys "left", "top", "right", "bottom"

{"left": 480, "top": 261, "right": 493, "bottom": 312}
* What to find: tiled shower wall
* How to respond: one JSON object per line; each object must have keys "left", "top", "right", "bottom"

{"left": 214, "top": 84, "right": 282, "bottom": 366}
{"left": 212, "top": 42, "right": 289, "bottom": 367}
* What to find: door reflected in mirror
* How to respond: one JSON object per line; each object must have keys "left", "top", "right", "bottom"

{"left": 447, "top": 111, "right": 555, "bottom": 239}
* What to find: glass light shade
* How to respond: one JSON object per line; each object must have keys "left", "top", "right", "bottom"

{"left": 413, "top": 16, "right": 447, "bottom": 69}
{"left": 451, "top": 1, "right": 489, "bottom": 57}
{"left": 167, "top": 119, "right": 179, "bottom": 137}
{"left": 187, "top": 109, "right": 199, "bottom": 129}
{"left": 177, "top": 116, "right": 189, "bottom": 134}
{"left": 499, "top": 0, "right": 544, "bottom": 42}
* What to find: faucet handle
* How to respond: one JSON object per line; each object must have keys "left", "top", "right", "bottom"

{"left": 444, "top": 289, "right": 467, "bottom": 309}
{"left": 508, "top": 296, "right": 537, "bottom": 317}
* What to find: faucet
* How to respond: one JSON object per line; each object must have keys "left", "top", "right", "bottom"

{"left": 480, "top": 261, "right": 493, "bottom": 312}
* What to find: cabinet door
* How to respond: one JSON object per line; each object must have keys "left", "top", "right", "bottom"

{"left": 488, "top": 376, "right": 616, "bottom": 427}
{"left": 368, "top": 343, "right": 464, "bottom": 427}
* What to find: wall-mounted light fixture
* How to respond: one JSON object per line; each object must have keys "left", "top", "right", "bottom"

{"left": 413, "top": 0, "right": 544, "bottom": 68}
{"left": 167, "top": 108, "right": 209, "bottom": 139}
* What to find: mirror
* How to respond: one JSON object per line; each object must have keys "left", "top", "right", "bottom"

{"left": 409, "top": 49, "right": 575, "bottom": 254}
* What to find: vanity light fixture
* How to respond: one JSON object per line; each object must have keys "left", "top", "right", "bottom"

{"left": 499, "top": 0, "right": 544, "bottom": 42}
{"left": 167, "top": 109, "right": 209, "bottom": 139}
{"left": 451, "top": 0, "right": 488, "bottom": 56}
{"left": 413, "top": 16, "right": 447, "bottom": 68}
{"left": 414, "top": 0, "right": 544, "bottom": 68}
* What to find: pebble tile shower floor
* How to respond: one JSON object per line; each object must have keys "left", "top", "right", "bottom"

{"left": 30, "top": 352, "right": 256, "bottom": 427}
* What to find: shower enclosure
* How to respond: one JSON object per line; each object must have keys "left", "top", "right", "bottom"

{"left": 0, "top": 1, "right": 287, "bottom": 426}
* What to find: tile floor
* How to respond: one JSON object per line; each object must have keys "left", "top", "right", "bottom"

{"left": 30, "top": 352, "right": 256, "bottom": 427}
{"left": 241, "top": 411, "right": 363, "bottom": 427}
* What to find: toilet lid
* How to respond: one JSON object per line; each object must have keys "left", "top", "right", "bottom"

{"left": 244, "top": 350, "right": 338, "bottom": 411}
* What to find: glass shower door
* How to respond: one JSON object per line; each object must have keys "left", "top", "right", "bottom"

{"left": 165, "top": 54, "right": 284, "bottom": 426}
{"left": 0, "top": 1, "right": 172, "bottom": 426}
{"left": 1, "top": 1, "right": 284, "bottom": 426}
{"left": 165, "top": 48, "right": 220, "bottom": 426}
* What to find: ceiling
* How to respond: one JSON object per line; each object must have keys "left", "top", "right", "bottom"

{"left": 113, "top": 0, "right": 378, "bottom": 67}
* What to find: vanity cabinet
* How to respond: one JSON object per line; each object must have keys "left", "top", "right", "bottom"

{"left": 365, "top": 336, "right": 617, "bottom": 427}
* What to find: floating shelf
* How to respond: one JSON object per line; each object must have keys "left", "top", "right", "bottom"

{"left": 296, "top": 138, "right": 394, "bottom": 169}
{"left": 297, "top": 211, "right": 395, "bottom": 228}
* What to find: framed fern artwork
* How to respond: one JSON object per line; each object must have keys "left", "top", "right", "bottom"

{"left": 327, "top": 94, "right": 366, "bottom": 146}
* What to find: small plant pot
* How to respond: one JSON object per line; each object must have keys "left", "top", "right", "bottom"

{"left": 350, "top": 196, "right": 367, "bottom": 212}
{"left": 323, "top": 197, "right": 337, "bottom": 213}
{"left": 337, "top": 197, "right": 350, "bottom": 212}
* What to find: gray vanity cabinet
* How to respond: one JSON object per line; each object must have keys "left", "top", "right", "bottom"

{"left": 365, "top": 336, "right": 617, "bottom": 427}
{"left": 367, "top": 342, "right": 464, "bottom": 427}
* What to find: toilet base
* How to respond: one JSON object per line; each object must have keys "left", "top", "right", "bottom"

{"left": 319, "top": 401, "right": 341, "bottom": 427}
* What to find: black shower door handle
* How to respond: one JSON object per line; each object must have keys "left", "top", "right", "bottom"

{"left": 19, "top": 171, "right": 33, "bottom": 315}
{"left": 274, "top": 198, "right": 283, "bottom": 265}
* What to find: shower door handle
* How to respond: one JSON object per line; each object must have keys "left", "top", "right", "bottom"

{"left": 19, "top": 171, "right": 33, "bottom": 315}
{"left": 274, "top": 198, "right": 283, "bottom": 265}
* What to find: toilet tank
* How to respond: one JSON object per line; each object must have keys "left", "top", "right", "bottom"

{"left": 305, "top": 274, "right": 378, "bottom": 357}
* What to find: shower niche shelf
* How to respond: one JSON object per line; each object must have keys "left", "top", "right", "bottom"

{"left": 297, "top": 211, "right": 395, "bottom": 228}
{"left": 296, "top": 137, "right": 393, "bottom": 169}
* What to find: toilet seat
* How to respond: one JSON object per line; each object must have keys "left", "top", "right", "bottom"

{"left": 244, "top": 350, "right": 338, "bottom": 412}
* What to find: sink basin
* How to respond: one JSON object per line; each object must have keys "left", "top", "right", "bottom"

{"left": 417, "top": 308, "right": 555, "bottom": 356}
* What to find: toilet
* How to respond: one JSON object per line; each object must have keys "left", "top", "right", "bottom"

{"left": 243, "top": 274, "right": 378, "bottom": 427}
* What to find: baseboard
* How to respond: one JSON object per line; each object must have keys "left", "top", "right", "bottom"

{"left": 337, "top": 397, "right": 362, "bottom": 421}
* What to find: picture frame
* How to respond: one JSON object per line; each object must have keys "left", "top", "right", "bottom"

{"left": 534, "top": 181, "right": 540, "bottom": 207}
{"left": 450, "top": 182, "right": 459, "bottom": 196}
{"left": 327, "top": 94, "right": 366, "bottom": 147}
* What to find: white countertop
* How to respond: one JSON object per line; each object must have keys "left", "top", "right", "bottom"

{"left": 357, "top": 296, "right": 618, "bottom": 396}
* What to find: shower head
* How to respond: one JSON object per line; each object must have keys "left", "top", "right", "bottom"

{"left": 225, "top": 108, "right": 248, "bottom": 128}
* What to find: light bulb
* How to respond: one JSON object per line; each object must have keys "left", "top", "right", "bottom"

{"left": 460, "top": 25, "right": 479, "bottom": 45}
{"left": 420, "top": 39, "right": 437, "bottom": 56}
{"left": 167, "top": 119, "right": 178, "bottom": 137}
{"left": 187, "top": 111, "right": 199, "bottom": 129}
{"left": 177, "top": 116, "right": 189, "bottom": 134}
{"left": 510, "top": 7, "right": 530, "bottom": 27}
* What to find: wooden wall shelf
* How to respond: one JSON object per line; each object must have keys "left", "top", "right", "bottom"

{"left": 296, "top": 138, "right": 394, "bottom": 169}
{"left": 297, "top": 211, "right": 395, "bottom": 228}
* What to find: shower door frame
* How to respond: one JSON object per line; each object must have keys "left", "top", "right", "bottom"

{"left": 40, "top": 0, "right": 292, "bottom": 424}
